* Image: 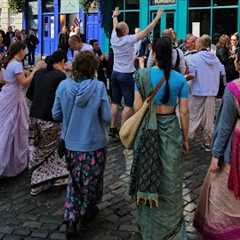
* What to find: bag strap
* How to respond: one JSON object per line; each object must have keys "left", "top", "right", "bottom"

{"left": 147, "top": 75, "right": 165, "bottom": 102}
{"left": 175, "top": 48, "right": 180, "bottom": 70}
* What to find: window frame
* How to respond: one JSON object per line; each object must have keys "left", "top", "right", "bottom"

{"left": 118, "top": 0, "right": 140, "bottom": 33}
{"left": 188, "top": 0, "right": 239, "bottom": 36}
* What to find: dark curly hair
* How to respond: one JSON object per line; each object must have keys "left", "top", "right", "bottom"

{"left": 45, "top": 50, "right": 67, "bottom": 71}
{"left": 152, "top": 37, "right": 173, "bottom": 104}
{"left": 72, "top": 51, "right": 99, "bottom": 81}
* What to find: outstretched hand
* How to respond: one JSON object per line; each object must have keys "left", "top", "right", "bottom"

{"left": 34, "top": 60, "right": 46, "bottom": 71}
{"left": 156, "top": 9, "right": 164, "bottom": 19}
{"left": 113, "top": 7, "right": 120, "bottom": 17}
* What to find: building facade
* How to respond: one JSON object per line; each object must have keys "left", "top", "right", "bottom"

{"left": 101, "top": 0, "right": 240, "bottom": 48}
{"left": 25, "top": 0, "right": 240, "bottom": 56}
{"left": 0, "top": 0, "right": 23, "bottom": 31}
{"left": 25, "top": 0, "right": 104, "bottom": 56}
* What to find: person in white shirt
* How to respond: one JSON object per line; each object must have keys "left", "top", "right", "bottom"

{"left": 110, "top": 7, "right": 164, "bottom": 138}
{"left": 186, "top": 34, "right": 225, "bottom": 151}
{"left": 68, "top": 35, "right": 93, "bottom": 58}
{"left": 147, "top": 28, "right": 186, "bottom": 74}
{"left": 184, "top": 34, "right": 198, "bottom": 58}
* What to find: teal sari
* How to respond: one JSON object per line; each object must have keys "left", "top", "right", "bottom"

{"left": 129, "top": 68, "right": 187, "bottom": 240}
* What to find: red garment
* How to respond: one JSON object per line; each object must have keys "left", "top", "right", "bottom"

{"left": 227, "top": 80, "right": 240, "bottom": 198}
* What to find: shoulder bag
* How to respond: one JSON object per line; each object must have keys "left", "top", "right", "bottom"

{"left": 119, "top": 73, "right": 165, "bottom": 149}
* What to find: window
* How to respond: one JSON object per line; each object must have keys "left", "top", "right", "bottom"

{"left": 189, "top": 0, "right": 211, "bottom": 7}
{"left": 189, "top": 10, "right": 210, "bottom": 35}
{"left": 166, "top": 11, "right": 174, "bottom": 29}
{"left": 28, "top": 0, "right": 38, "bottom": 30}
{"left": 28, "top": 0, "right": 38, "bottom": 15}
{"left": 213, "top": 8, "right": 237, "bottom": 36}
{"left": 9, "top": 10, "right": 17, "bottom": 27}
{"left": 111, "top": 0, "right": 140, "bottom": 33}
{"left": 125, "top": 0, "right": 139, "bottom": 9}
{"left": 113, "top": 0, "right": 124, "bottom": 10}
{"left": 125, "top": 12, "right": 139, "bottom": 33}
{"left": 43, "top": 0, "right": 54, "bottom": 13}
{"left": 213, "top": 0, "right": 238, "bottom": 6}
{"left": 151, "top": 0, "right": 176, "bottom": 5}
{"left": 188, "top": 1, "right": 238, "bottom": 37}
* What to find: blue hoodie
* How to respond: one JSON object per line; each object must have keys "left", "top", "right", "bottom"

{"left": 52, "top": 78, "right": 111, "bottom": 152}
{"left": 186, "top": 50, "right": 225, "bottom": 96}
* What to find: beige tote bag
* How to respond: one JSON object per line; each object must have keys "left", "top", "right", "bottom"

{"left": 119, "top": 76, "right": 165, "bottom": 149}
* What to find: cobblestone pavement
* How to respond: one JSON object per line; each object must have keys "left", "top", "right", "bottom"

{"left": 0, "top": 139, "right": 210, "bottom": 240}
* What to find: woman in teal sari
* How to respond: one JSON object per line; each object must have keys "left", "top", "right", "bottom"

{"left": 129, "top": 37, "right": 190, "bottom": 240}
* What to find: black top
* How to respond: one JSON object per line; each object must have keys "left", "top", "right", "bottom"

{"left": 58, "top": 33, "right": 69, "bottom": 51}
{"left": 27, "top": 68, "right": 66, "bottom": 121}
{"left": 27, "top": 34, "right": 39, "bottom": 49}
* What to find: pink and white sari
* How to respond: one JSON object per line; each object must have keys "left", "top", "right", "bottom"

{"left": 194, "top": 80, "right": 240, "bottom": 240}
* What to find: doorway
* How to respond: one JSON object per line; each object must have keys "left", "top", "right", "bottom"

{"left": 42, "top": 15, "right": 55, "bottom": 56}
{"left": 150, "top": 10, "right": 176, "bottom": 40}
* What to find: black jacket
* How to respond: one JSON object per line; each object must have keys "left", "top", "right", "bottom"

{"left": 27, "top": 34, "right": 39, "bottom": 49}
{"left": 58, "top": 33, "right": 69, "bottom": 51}
{"left": 27, "top": 68, "right": 66, "bottom": 121}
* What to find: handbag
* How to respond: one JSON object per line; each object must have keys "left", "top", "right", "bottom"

{"left": 119, "top": 74, "right": 165, "bottom": 149}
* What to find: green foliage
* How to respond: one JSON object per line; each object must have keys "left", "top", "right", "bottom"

{"left": 79, "top": 0, "right": 99, "bottom": 12}
{"left": 8, "top": 0, "right": 26, "bottom": 13}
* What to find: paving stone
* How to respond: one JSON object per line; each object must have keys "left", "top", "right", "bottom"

{"left": 13, "top": 228, "right": 31, "bottom": 237}
{"left": 59, "top": 224, "right": 66, "bottom": 233}
{"left": 50, "top": 232, "right": 66, "bottom": 240}
{"left": 31, "top": 231, "right": 49, "bottom": 238}
{"left": 119, "top": 225, "right": 139, "bottom": 232}
{"left": 2, "top": 235, "right": 22, "bottom": 240}
{"left": 41, "top": 223, "right": 58, "bottom": 231}
{"left": 0, "top": 227, "right": 14, "bottom": 234}
{"left": 0, "top": 139, "right": 210, "bottom": 239}
{"left": 22, "top": 221, "right": 42, "bottom": 229}
{"left": 106, "top": 214, "right": 119, "bottom": 223}
{"left": 102, "top": 193, "right": 114, "bottom": 202}
{"left": 39, "top": 217, "right": 61, "bottom": 225}
{"left": 114, "top": 231, "right": 131, "bottom": 239}
{"left": 97, "top": 201, "right": 111, "bottom": 210}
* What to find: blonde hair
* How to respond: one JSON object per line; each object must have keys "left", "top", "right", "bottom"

{"left": 199, "top": 34, "right": 211, "bottom": 49}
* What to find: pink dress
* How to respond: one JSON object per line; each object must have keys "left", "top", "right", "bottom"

{"left": 0, "top": 60, "right": 29, "bottom": 177}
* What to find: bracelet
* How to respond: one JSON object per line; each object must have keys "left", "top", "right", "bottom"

{"left": 112, "top": 16, "right": 118, "bottom": 18}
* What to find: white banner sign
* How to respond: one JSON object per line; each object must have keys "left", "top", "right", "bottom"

{"left": 192, "top": 22, "right": 200, "bottom": 37}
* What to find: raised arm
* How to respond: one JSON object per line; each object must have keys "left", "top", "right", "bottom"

{"left": 136, "top": 9, "right": 164, "bottom": 41}
{"left": 16, "top": 60, "right": 46, "bottom": 88}
{"left": 112, "top": 7, "right": 120, "bottom": 30}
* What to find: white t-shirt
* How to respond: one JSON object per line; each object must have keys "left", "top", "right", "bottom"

{"left": 73, "top": 43, "right": 93, "bottom": 57}
{"left": 110, "top": 30, "right": 138, "bottom": 73}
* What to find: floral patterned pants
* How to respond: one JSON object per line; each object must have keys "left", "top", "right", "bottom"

{"left": 64, "top": 149, "right": 106, "bottom": 223}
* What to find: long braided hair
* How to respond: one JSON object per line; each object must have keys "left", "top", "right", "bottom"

{"left": 152, "top": 37, "right": 172, "bottom": 104}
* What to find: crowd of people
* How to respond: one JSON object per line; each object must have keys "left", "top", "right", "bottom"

{"left": 0, "top": 26, "right": 39, "bottom": 67}
{"left": 0, "top": 6, "right": 240, "bottom": 240}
